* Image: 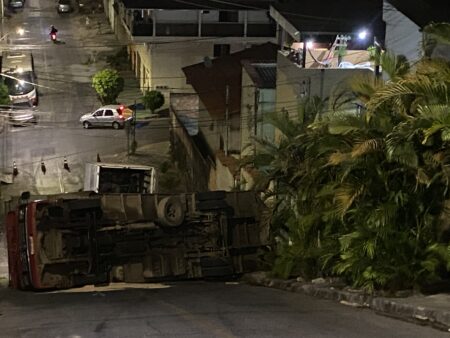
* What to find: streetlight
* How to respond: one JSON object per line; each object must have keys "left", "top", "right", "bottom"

{"left": 357, "top": 29, "right": 381, "bottom": 78}
{"left": 301, "top": 40, "right": 314, "bottom": 68}
{"left": 0, "top": 27, "right": 25, "bottom": 43}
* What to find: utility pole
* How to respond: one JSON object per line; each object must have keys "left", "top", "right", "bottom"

{"left": 224, "top": 84, "right": 229, "bottom": 156}
{"left": 131, "top": 99, "right": 137, "bottom": 154}
{"left": 374, "top": 36, "right": 381, "bottom": 79}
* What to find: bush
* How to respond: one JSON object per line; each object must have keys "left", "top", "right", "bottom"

{"left": 143, "top": 90, "right": 164, "bottom": 113}
{"left": 92, "top": 68, "right": 124, "bottom": 104}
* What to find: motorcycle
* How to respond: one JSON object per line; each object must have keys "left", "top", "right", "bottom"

{"left": 49, "top": 26, "right": 58, "bottom": 43}
{"left": 50, "top": 32, "right": 57, "bottom": 43}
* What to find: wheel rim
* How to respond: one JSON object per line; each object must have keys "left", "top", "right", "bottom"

{"left": 83, "top": 122, "right": 89, "bottom": 129}
{"left": 113, "top": 122, "right": 119, "bottom": 129}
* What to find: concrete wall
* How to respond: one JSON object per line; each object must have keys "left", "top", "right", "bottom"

{"left": 240, "top": 69, "right": 276, "bottom": 155}
{"left": 211, "top": 157, "right": 235, "bottom": 191}
{"left": 149, "top": 41, "right": 210, "bottom": 92}
{"left": 198, "top": 100, "right": 220, "bottom": 152}
{"left": 383, "top": 1, "right": 422, "bottom": 62}
{"left": 170, "top": 109, "right": 210, "bottom": 192}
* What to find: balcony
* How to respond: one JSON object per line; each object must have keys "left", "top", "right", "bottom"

{"left": 131, "top": 22, "right": 275, "bottom": 38}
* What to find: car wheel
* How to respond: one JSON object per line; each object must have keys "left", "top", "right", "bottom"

{"left": 112, "top": 122, "right": 120, "bottom": 129}
{"left": 83, "top": 121, "right": 91, "bottom": 129}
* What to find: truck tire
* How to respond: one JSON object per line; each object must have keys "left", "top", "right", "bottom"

{"left": 196, "top": 191, "right": 226, "bottom": 201}
{"left": 156, "top": 196, "right": 185, "bottom": 227}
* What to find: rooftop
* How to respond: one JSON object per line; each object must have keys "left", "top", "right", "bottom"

{"left": 183, "top": 42, "right": 278, "bottom": 118}
{"left": 122, "top": 0, "right": 275, "bottom": 10}
{"left": 242, "top": 61, "right": 277, "bottom": 89}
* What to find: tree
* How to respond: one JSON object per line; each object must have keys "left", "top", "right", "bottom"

{"left": 248, "top": 22, "right": 450, "bottom": 292}
{"left": 92, "top": 69, "right": 124, "bottom": 104}
{"left": 143, "top": 90, "right": 164, "bottom": 113}
{"left": 0, "top": 81, "right": 11, "bottom": 106}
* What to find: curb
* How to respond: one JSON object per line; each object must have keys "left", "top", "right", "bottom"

{"left": 242, "top": 272, "right": 450, "bottom": 332}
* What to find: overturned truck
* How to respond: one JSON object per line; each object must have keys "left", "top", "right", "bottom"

{"left": 6, "top": 191, "right": 269, "bottom": 290}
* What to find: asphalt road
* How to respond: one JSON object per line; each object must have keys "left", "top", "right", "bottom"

{"left": 0, "top": 281, "right": 446, "bottom": 338}
{"left": 0, "top": 0, "right": 169, "bottom": 194}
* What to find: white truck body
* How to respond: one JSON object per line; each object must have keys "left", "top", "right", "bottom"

{"left": 84, "top": 162, "right": 157, "bottom": 193}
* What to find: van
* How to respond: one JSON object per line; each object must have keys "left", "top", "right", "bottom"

{"left": 1, "top": 51, "right": 38, "bottom": 105}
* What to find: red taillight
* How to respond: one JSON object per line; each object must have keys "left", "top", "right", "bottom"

{"left": 119, "top": 115, "right": 124, "bottom": 119}
{"left": 118, "top": 105, "right": 124, "bottom": 112}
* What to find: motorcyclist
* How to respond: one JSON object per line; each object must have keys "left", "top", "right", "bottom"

{"left": 49, "top": 25, "right": 58, "bottom": 36}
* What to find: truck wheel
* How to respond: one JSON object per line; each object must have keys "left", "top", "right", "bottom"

{"left": 157, "top": 196, "right": 185, "bottom": 227}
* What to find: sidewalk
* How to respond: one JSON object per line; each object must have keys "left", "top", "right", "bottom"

{"left": 243, "top": 272, "right": 450, "bottom": 332}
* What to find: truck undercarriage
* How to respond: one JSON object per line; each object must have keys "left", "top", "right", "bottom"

{"left": 7, "top": 191, "right": 269, "bottom": 290}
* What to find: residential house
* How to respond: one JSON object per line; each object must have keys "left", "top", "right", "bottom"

{"left": 171, "top": 43, "right": 278, "bottom": 191}
{"left": 383, "top": 0, "right": 450, "bottom": 62}
{"left": 269, "top": 1, "right": 385, "bottom": 121}
{"left": 104, "top": 0, "right": 277, "bottom": 104}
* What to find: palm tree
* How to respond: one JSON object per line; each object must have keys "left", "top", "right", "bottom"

{"left": 248, "top": 23, "right": 450, "bottom": 291}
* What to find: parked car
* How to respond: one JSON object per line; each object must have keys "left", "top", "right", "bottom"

{"left": 57, "top": 0, "right": 73, "bottom": 13}
{"left": 80, "top": 105, "right": 132, "bottom": 129}
{"left": 8, "top": 0, "right": 24, "bottom": 9}
{"left": 9, "top": 101, "right": 37, "bottom": 126}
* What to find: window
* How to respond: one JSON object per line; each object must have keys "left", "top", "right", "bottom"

{"left": 93, "top": 110, "right": 103, "bottom": 117}
{"left": 219, "top": 11, "right": 238, "bottom": 22}
{"left": 213, "top": 44, "right": 230, "bottom": 57}
{"left": 104, "top": 110, "right": 114, "bottom": 116}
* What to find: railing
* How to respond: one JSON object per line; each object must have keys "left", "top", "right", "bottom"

{"left": 156, "top": 23, "right": 198, "bottom": 36}
{"left": 131, "top": 22, "right": 275, "bottom": 38}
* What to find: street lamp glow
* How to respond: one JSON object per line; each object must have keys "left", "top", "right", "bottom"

{"left": 358, "top": 30, "right": 368, "bottom": 40}
{"left": 16, "top": 67, "right": 24, "bottom": 73}
{"left": 16, "top": 28, "right": 25, "bottom": 36}
{"left": 306, "top": 40, "right": 314, "bottom": 49}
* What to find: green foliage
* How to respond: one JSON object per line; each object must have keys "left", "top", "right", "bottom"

{"left": 248, "top": 22, "right": 450, "bottom": 292}
{"left": 158, "top": 160, "right": 183, "bottom": 192}
{"left": 106, "top": 47, "right": 129, "bottom": 70}
{"left": 143, "top": 90, "right": 165, "bottom": 113}
{"left": 0, "top": 81, "right": 11, "bottom": 105}
{"left": 92, "top": 68, "right": 124, "bottom": 104}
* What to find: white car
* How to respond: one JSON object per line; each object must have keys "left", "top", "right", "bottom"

{"left": 9, "top": 101, "right": 37, "bottom": 126}
{"left": 80, "top": 105, "right": 132, "bottom": 129}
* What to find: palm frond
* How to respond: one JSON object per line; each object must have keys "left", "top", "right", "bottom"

{"left": 351, "top": 138, "right": 383, "bottom": 157}
{"left": 367, "top": 77, "right": 449, "bottom": 113}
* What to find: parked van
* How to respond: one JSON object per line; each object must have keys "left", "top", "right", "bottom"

{"left": 1, "top": 51, "right": 38, "bottom": 105}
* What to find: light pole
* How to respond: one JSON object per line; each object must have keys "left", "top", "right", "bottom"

{"left": 358, "top": 29, "right": 381, "bottom": 78}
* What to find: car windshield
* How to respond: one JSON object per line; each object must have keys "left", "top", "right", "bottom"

{"left": 3, "top": 73, "right": 34, "bottom": 95}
